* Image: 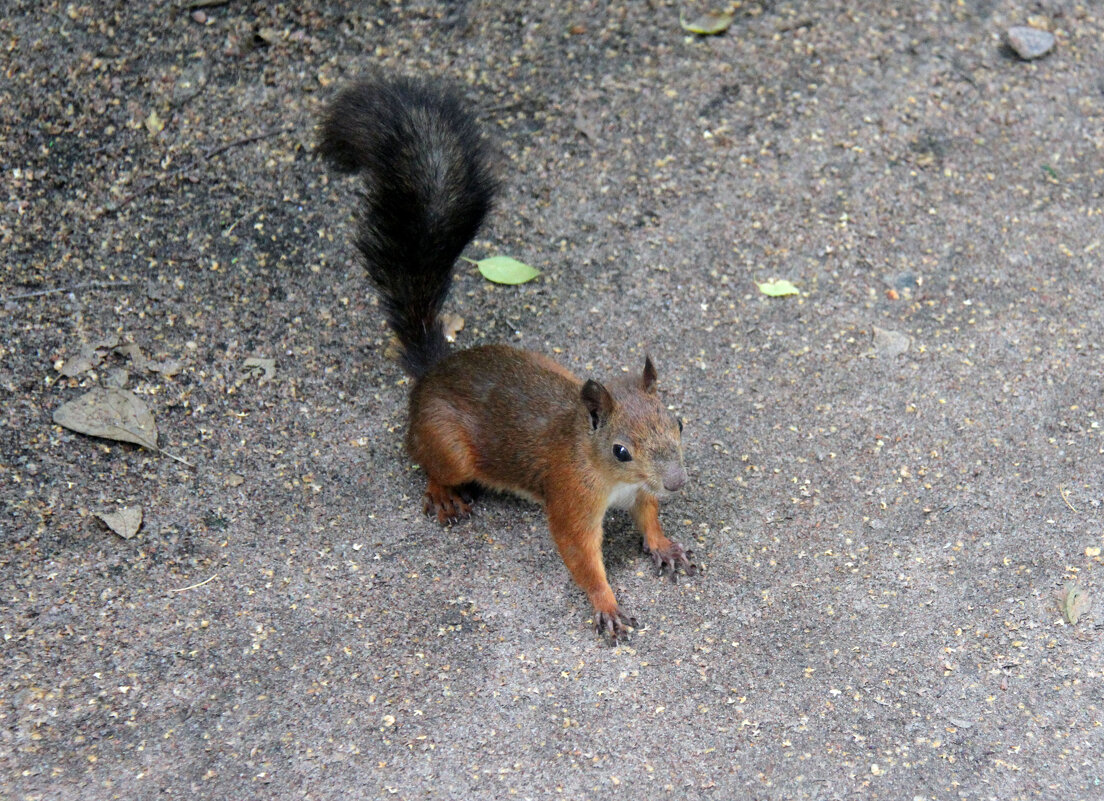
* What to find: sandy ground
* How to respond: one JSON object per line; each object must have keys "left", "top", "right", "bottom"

{"left": 2, "top": 1, "right": 1102, "bottom": 799}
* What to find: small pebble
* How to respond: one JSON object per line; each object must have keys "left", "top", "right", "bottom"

{"left": 1006, "top": 26, "right": 1055, "bottom": 61}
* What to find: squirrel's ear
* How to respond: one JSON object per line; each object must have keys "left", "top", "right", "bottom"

{"left": 581, "top": 380, "right": 615, "bottom": 430}
{"left": 641, "top": 355, "right": 658, "bottom": 394}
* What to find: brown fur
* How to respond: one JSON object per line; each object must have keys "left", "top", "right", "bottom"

{"left": 407, "top": 344, "right": 693, "bottom": 638}
{"left": 320, "top": 77, "right": 693, "bottom": 639}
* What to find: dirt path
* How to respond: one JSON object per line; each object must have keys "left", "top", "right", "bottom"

{"left": 3, "top": 2, "right": 1101, "bottom": 799}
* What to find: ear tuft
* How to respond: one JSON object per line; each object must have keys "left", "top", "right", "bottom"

{"left": 642, "top": 355, "right": 658, "bottom": 394}
{"left": 581, "top": 380, "right": 615, "bottom": 429}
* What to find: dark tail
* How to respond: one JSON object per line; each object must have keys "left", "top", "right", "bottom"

{"left": 318, "top": 77, "right": 497, "bottom": 378}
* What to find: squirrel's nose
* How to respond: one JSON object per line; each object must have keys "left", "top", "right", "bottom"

{"left": 663, "top": 465, "right": 687, "bottom": 492}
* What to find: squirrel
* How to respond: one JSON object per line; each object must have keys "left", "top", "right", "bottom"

{"left": 318, "top": 76, "right": 695, "bottom": 639}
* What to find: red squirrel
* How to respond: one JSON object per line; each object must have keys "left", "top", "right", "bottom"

{"left": 318, "top": 76, "right": 695, "bottom": 638}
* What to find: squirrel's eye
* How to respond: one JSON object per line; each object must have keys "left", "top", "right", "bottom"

{"left": 677, "top": 418, "right": 683, "bottom": 433}
{"left": 613, "top": 444, "right": 632, "bottom": 462}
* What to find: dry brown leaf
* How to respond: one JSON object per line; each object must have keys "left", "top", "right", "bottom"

{"left": 872, "top": 327, "right": 911, "bottom": 358}
{"left": 58, "top": 335, "right": 120, "bottom": 377}
{"left": 97, "top": 506, "right": 143, "bottom": 539}
{"left": 116, "top": 343, "right": 183, "bottom": 377}
{"left": 241, "top": 357, "right": 276, "bottom": 386}
{"left": 53, "top": 387, "right": 159, "bottom": 451}
{"left": 104, "top": 368, "right": 129, "bottom": 388}
{"left": 255, "top": 27, "right": 280, "bottom": 45}
{"left": 116, "top": 342, "right": 151, "bottom": 371}
{"left": 148, "top": 358, "right": 183, "bottom": 377}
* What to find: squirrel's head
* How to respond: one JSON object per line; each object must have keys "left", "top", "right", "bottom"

{"left": 581, "top": 356, "right": 687, "bottom": 499}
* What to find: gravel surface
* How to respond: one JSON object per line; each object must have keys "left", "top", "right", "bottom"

{"left": 3, "top": 2, "right": 1102, "bottom": 800}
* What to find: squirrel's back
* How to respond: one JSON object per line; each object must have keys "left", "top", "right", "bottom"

{"left": 318, "top": 77, "right": 497, "bottom": 377}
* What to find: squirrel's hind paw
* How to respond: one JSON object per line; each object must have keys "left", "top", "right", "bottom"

{"left": 423, "top": 482, "right": 473, "bottom": 525}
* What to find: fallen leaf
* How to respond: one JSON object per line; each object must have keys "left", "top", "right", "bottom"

{"left": 145, "top": 109, "right": 165, "bottom": 135}
{"left": 117, "top": 343, "right": 183, "bottom": 376}
{"left": 148, "top": 358, "right": 183, "bottom": 377}
{"left": 254, "top": 27, "right": 280, "bottom": 46}
{"left": 59, "top": 351, "right": 97, "bottom": 378}
{"left": 53, "top": 388, "right": 159, "bottom": 451}
{"left": 58, "top": 335, "right": 120, "bottom": 377}
{"left": 574, "top": 107, "right": 601, "bottom": 141}
{"left": 97, "top": 506, "right": 143, "bottom": 539}
{"left": 872, "top": 327, "right": 911, "bottom": 358}
{"left": 440, "top": 312, "right": 465, "bottom": 343}
{"left": 1058, "top": 582, "right": 1090, "bottom": 625}
{"left": 680, "top": 9, "right": 735, "bottom": 35}
{"left": 462, "top": 256, "right": 540, "bottom": 285}
{"left": 756, "top": 279, "right": 799, "bottom": 297}
{"left": 104, "top": 368, "right": 129, "bottom": 388}
{"left": 242, "top": 357, "right": 276, "bottom": 386}
{"left": 116, "top": 342, "right": 151, "bottom": 372}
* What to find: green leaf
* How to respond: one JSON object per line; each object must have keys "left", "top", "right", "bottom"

{"left": 757, "top": 279, "right": 800, "bottom": 297}
{"left": 679, "top": 9, "right": 735, "bottom": 35}
{"left": 463, "top": 256, "right": 540, "bottom": 285}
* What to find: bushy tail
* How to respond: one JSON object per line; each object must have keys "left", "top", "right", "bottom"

{"left": 318, "top": 76, "right": 497, "bottom": 378}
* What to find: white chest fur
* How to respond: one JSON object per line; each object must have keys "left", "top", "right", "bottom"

{"left": 606, "top": 481, "right": 645, "bottom": 511}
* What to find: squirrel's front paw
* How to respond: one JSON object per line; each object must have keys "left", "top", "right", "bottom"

{"left": 423, "top": 482, "right": 473, "bottom": 525}
{"left": 593, "top": 606, "right": 637, "bottom": 641}
{"left": 645, "top": 541, "right": 698, "bottom": 581}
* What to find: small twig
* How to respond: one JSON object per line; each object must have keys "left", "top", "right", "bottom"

{"left": 108, "top": 169, "right": 186, "bottom": 213}
{"left": 106, "top": 126, "right": 294, "bottom": 215}
{"left": 203, "top": 126, "right": 294, "bottom": 160}
{"left": 777, "top": 19, "right": 814, "bottom": 33}
{"left": 222, "top": 205, "right": 262, "bottom": 237}
{"left": 1059, "top": 485, "right": 1079, "bottom": 513}
{"left": 187, "top": 0, "right": 232, "bottom": 8}
{"left": 87, "top": 141, "right": 121, "bottom": 157}
{"left": 1, "top": 280, "right": 134, "bottom": 303}
{"left": 482, "top": 100, "right": 528, "bottom": 115}
{"left": 157, "top": 447, "right": 196, "bottom": 469}
{"left": 169, "top": 573, "right": 219, "bottom": 593}
{"left": 109, "top": 434, "right": 197, "bottom": 470}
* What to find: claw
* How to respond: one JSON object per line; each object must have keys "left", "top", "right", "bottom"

{"left": 423, "top": 484, "right": 473, "bottom": 525}
{"left": 593, "top": 607, "right": 636, "bottom": 641}
{"left": 645, "top": 541, "right": 698, "bottom": 579}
